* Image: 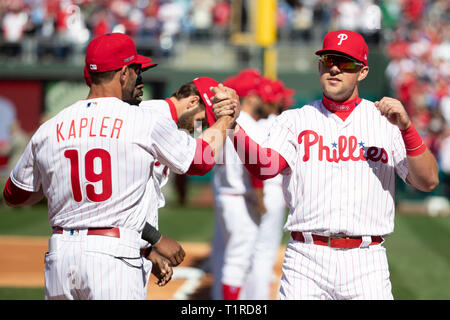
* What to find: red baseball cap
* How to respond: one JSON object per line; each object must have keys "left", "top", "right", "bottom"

{"left": 223, "top": 69, "right": 263, "bottom": 98}
{"left": 315, "top": 30, "right": 369, "bottom": 65}
{"left": 258, "top": 77, "right": 278, "bottom": 104}
{"left": 142, "top": 60, "right": 158, "bottom": 71}
{"left": 192, "top": 76, "right": 220, "bottom": 126}
{"left": 85, "top": 33, "right": 152, "bottom": 72}
{"left": 282, "top": 87, "right": 295, "bottom": 108}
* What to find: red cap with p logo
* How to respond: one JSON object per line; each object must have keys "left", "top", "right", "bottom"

{"left": 315, "top": 30, "right": 369, "bottom": 65}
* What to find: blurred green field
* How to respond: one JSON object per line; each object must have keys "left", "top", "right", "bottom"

{"left": 0, "top": 182, "right": 449, "bottom": 300}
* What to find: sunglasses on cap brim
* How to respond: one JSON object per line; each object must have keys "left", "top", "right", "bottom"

{"left": 319, "top": 54, "right": 364, "bottom": 70}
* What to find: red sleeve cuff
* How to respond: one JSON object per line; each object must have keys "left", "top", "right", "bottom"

{"left": 3, "top": 177, "right": 33, "bottom": 206}
{"left": 186, "top": 138, "right": 215, "bottom": 176}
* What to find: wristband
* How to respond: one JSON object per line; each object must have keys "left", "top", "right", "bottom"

{"left": 400, "top": 123, "right": 427, "bottom": 157}
{"left": 141, "top": 222, "right": 162, "bottom": 245}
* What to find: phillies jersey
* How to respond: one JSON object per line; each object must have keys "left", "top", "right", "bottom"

{"left": 248, "top": 114, "right": 283, "bottom": 187}
{"left": 262, "top": 99, "right": 409, "bottom": 236}
{"left": 10, "top": 97, "right": 196, "bottom": 232}
{"left": 139, "top": 99, "right": 174, "bottom": 228}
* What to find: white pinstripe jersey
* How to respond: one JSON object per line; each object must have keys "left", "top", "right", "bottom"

{"left": 262, "top": 99, "right": 409, "bottom": 236}
{"left": 255, "top": 114, "right": 283, "bottom": 187}
{"left": 139, "top": 99, "right": 173, "bottom": 228}
{"left": 10, "top": 97, "right": 196, "bottom": 232}
{"left": 212, "top": 111, "right": 255, "bottom": 196}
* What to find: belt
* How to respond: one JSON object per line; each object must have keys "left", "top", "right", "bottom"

{"left": 291, "top": 232, "right": 383, "bottom": 249}
{"left": 53, "top": 227, "right": 120, "bottom": 238}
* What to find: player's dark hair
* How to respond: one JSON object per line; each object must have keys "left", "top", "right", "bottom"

{"left": 171, "top": 82, "right": 204, "bottom": 107}
{"left": 89, "top": 69, "right": 119, "bottom": 85}
{"left": 89, "top": 65, "right": 139, "bottom": 85}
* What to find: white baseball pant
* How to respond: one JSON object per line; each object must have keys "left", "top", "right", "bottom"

{"left": 44, "top": 228, "right": 147, "bottom": 300}
{"left": 240, "top": 183, "right": 286, "bottom": 299}
{"left": 210, "top": 193, "right": 259, "bottom": 299}
{"left": 279, "top": 238, "right": 393, "bottom": 300}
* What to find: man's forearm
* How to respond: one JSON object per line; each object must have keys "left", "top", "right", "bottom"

{"left": 198, "top": 115, "right": 235, "bottom": 158}
{"left": 406, "top": 149, "right": 439, "bottom": 192}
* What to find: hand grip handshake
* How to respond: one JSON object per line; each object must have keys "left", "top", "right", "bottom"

{"left": 205, "top": 84, "right": 240, "bottom": 126}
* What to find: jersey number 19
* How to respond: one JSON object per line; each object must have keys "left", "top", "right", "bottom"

{"left": 64, "top": 148, "right": 112, "bottom": 202}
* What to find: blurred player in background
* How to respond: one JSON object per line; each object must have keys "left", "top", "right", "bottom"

{"left": 136, "top": 75, "right": 230, "bottom": 292}
{"left": 0, "top": 96, "right": 16, "bottom": 181}
{"left": 0, "top": 96, "right": 28, "bottom": 187}
{"left": 239, "top": 77, "right": 295, "bottom": 300}
{"left": 211, "top": 69, "right": 287, "bottom": 300}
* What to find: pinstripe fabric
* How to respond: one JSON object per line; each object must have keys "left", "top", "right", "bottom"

{"left": 261, "top": 99, "right": 407, "bottom": 300}
{"left": 279, "top": 239, "right": 392, "bottom": 300}
{"left": 239, "top": 114, "right": 287, "bottom": 300}
{"left": 11, "top": 97, "right": 196, "bottom": 300}
{"left": 44, "top": 228, "right": 146, "bottom": 300}
{"left": 263, "top": 99, "right": 408, "bottom": 237}
{"left": 140, "top": 99, "right": 174, "bottom": 229}
{"left": 11, "top": 97, "right": 195, "bottom": 231}
{"left": 211, "top": 111, "right": 264, "bottom": 299}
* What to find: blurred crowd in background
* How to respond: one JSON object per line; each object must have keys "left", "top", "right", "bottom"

{"left": 0, "top": 0, "right": 449, "bottom": 186}
{"left": 0, "top": 0, "right": 387, "bottom": 59}
{"left": 382, "top": 0, "right": 450, "bottom": 178}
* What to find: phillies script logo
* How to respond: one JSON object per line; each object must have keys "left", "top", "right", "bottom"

{"left": 298, "top": 130, "right": 388, "bottom": 163}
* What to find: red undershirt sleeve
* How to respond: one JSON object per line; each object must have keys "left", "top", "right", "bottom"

{"left": 250, "top": 175, "right": 264, "bottom": 189}
{"left": 232, "top": 126, "right": 288, "bottom": 180}
{"left": 185, "top": 138, "right": 215, "bottom": 176}
{"left": 3, "top": 177, "right": 33, "bottom": 206}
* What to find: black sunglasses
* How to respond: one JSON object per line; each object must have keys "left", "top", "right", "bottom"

{"left": 136, "top": 74, "right": 143, "bottom": 86}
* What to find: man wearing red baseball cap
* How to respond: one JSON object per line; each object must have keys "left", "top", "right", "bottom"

{"left": 227, "top": 29, "right": 439, "bottom": 300}
{"left": 128, "top": 75, "right": 240, "bottom": 295}
{"left": 3, "top": 32, "right": 241, "bottom": 300}
{"left": 84, "top": 53, "right": 239, "bottom": 289}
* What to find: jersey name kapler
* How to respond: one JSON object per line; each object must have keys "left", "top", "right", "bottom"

{"left": 55, "top": 116, "right": 124, "bottom": 142}
{"left": 298, "top": 129, "right": 388, "bottom": 163}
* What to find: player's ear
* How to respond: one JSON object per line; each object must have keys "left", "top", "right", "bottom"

{"left": 357, "top": 65, "right": 369, "bottom": 81}
{"left": 187, "top": 95, "right": 200, "bottom": 109}
{"left": 119, "top": 65, "right": 128, "bottom": 84}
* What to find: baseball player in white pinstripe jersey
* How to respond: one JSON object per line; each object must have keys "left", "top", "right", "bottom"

{"left": 239, "top": 78, "right": 294, "bottom": 300}
{"left": 228, "top": 30, "right": 439, "bottom": 299}
{"left": 85, "top": 66, "right": 231, "bottom": 291}
{"left": 131, "top": 76, "right": 226, "bottom": 292}
{"left": 210, "top": 69, "right": 272, "bottom": 300}
{"left": 83, "top": 62, "right": 180, "bottom": 288}
{"left": 2, "top": 33, "right": 240, "bottom": 300}
{"left": 84, "top": 66, "right": 223, "bottom": 285}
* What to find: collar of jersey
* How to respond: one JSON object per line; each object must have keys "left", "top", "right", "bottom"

{"left": 164, "top": 98, "right": 178, "bottom": 122}
{"left": 322, "top": 94, "right": 362, "bottom": 121}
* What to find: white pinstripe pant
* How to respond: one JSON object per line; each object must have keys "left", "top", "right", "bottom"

{"left": 44, "top": 229, "right": 147, "bottom": 300}
{"left": 279, "top": 238, "right": 393, "bottom": 300}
